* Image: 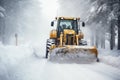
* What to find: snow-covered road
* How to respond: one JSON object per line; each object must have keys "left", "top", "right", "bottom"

{"left": 11, "top": 58, "right": 120, "bottom": 80}
{"left": 0, "top": 46, "right": 120, "bottom": 80}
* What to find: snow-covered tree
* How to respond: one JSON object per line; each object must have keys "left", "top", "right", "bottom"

{"left": 87, "top": 0, "right": 120, "bottom": 50}
{"left": 118, "top": 0, "right": 120, "bottom": 49}
{"left": 0, "top": 5, "right": 5, "bottom": 44}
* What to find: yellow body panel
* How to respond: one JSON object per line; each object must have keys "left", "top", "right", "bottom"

{"left": 64, "top": 29, "right": 75, "bottom": 34}
{"left": 78, "top": 32, "right": 84, "bottom": 39}
{"left": 63, "top": 29, "right": 75, "bottom": 44}
{"left": 50, "top": 30, "right": 57, "bottom": 39}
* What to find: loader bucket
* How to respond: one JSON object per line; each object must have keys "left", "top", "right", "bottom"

{"left": 49, "top": 45, "right": 99, "bottom": 63}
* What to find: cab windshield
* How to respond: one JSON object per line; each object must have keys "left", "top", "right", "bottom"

{"left": 57, "top": 19, "right": 78, "bottom": 36}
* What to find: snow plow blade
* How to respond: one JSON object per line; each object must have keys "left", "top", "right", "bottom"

{"left": 48, "top": 45, "right": 99, "bottom": 63}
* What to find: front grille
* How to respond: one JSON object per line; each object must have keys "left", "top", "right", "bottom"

{"left": 66, "top": 34, "right": 74, "bottom": 45}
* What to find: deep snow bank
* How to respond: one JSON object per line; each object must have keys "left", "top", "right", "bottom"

{"left": 99, "top": 49, "right": 120, "bottom": 69}
{"left": 0, "top": 45, "right": 35, "bottom": 80}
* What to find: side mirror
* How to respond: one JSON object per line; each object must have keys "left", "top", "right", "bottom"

{"left": 82, "top": 22, "right": 85, "bottom": 27}
{"left": 51, "top": 21, "right": 54, "bottom": 26}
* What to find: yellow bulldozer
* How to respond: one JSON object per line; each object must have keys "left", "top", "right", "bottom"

{"left": 45, "top": 17, "right": 99, "bottom": 62}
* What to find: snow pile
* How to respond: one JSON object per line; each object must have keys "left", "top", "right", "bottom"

{"left": 0, "top": 45, "right": 35, "bottom": 80}
{"left": 0, "top": 45, "right": 34, "bottom": 64}
{"left": 99, "top": 49, "right": 120, "bottom": 69}
{"left": 49, "top": 48, "right": 97, "bottom": 64}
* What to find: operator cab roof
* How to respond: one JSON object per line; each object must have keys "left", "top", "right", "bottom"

{"left": 55, "top": 17, "right": 80, "bottom": 20}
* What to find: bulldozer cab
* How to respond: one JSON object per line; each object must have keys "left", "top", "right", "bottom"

{"left": 57, "top": 19, "right": 79, "bottom": 37}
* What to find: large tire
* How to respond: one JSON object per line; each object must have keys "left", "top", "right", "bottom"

{"left": 45, "top": 39, "right": 55, "bottom": 58}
